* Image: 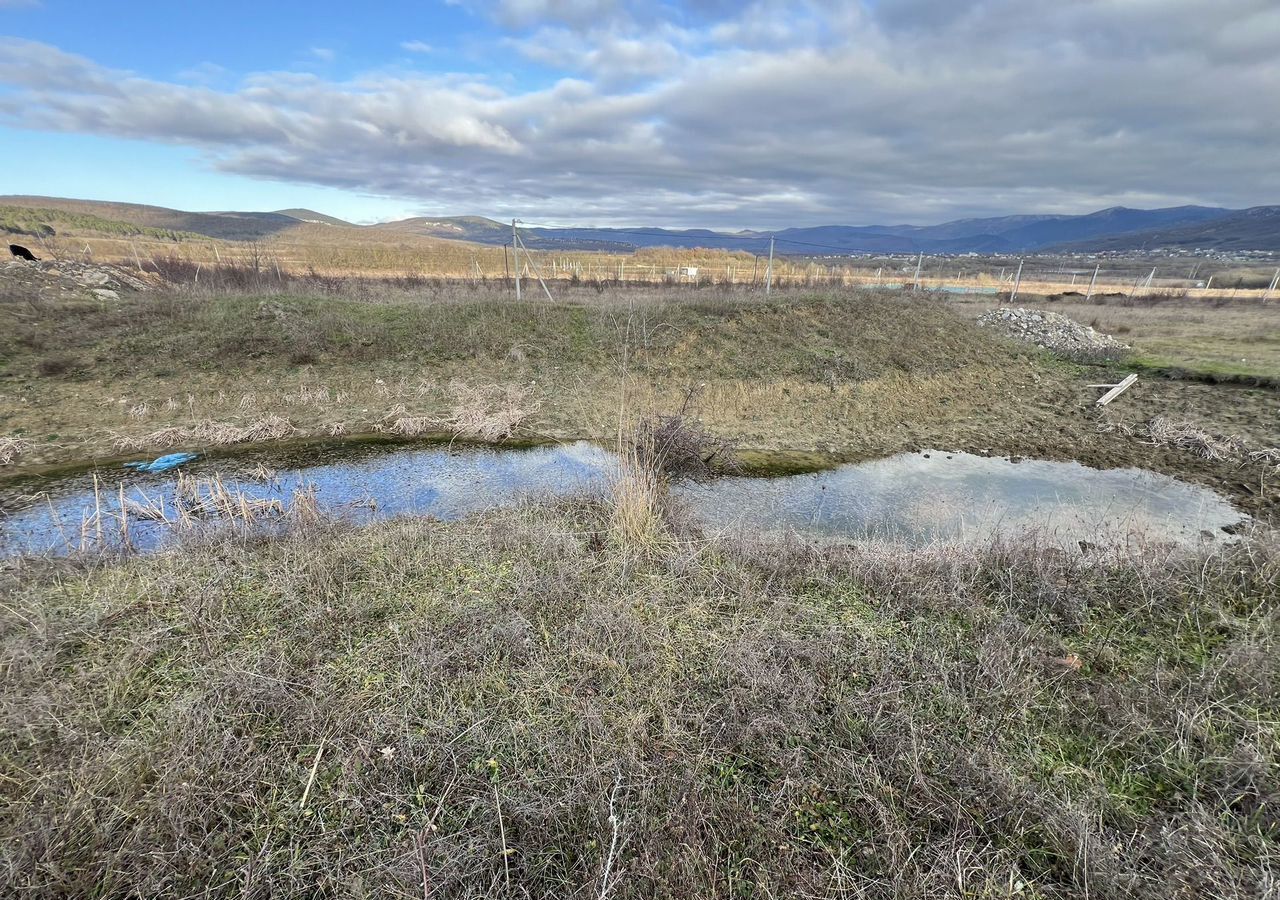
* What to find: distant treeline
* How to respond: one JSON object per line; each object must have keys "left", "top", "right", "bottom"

{"left": 0, "top": 206, "right": 205, "bottom": 242}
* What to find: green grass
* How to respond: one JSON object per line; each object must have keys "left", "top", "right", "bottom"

{"left": 0, "top": 286, "right": 1014, "bottom": 381}
{"left": 1130, "top": 352, "right": 1280, "bottom": 386}
{"left": 2, "top": 503, "right": 1277, "bottom": 898}
{"left": 1, "top": 284, "right": 1061, "bottom": 470}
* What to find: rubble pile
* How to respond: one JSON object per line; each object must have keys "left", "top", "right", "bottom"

{"left": 977, "top": 307, "right": 1129, "bottom": 356}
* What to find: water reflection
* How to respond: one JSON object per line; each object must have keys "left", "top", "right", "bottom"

{"left": 0, "top": 443, "right": 1247, "bottom": 555}
{"left": 678, "top": 451, "right": 1245, "bottom": 548}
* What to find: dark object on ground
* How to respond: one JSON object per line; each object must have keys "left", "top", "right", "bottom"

{"left": 10, "top": 244, "right": 38, "bottom": 261}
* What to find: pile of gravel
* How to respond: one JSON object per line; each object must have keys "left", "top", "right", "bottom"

{"left": 977, "top": 307, "right": 1129, "bottom": 356}
{"left": 1, "top": 259, "right": 159, "bottom": 301}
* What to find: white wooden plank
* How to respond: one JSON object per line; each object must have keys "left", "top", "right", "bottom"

{"left": 1096, "top": 373, "right": 1138, "bottom": 406}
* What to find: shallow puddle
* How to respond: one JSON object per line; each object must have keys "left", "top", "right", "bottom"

{"left": 0, "top": 441, "right": 1247, "bottom": 555}
{"left": 679, "top": 450, "right": 1246, "bottom": 548}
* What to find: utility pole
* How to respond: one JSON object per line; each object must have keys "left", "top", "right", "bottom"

{"left": 513, "top": 230, "right": 555, "bottom": 302}
{"left": 913, "top": 252, "right": 923, "bottom": 290}
{"left": 1085, "top": 263, "right": 1100, "bottom": 301}
{"left": 1265, "top": 268, "right": 1280, "bottom": 302}
{"left": 1010, "top": 259, "right": 1024, "bottom": 301}
{"left": 512, "top": 220, "right": 521, "bottom": 301}
{"left": 765, "top": 237, "right": 775, "bottom": 295}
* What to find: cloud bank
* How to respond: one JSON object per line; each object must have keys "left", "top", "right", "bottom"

{"left": 1, "top": 0, "right": 1277, "bottom": 226}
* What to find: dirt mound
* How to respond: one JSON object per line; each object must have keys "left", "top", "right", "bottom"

{"left": 977, "top": 306, "right": 1129, "bottom": 356}
{"left": 1, "top": 258, "right": 161, "bottom": 302}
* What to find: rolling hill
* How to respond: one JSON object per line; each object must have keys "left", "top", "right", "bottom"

{"left": 0, "top": 196, "right": 316, "bottom": 240}
{"left": 1052, "top": 206, "right": 1280, "bottom": 252}
{"left": 3, "top": 195, "right": 1277, "bottom": 254}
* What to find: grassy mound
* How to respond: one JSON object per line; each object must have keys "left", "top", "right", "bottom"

{"left": 1, "top": 284, "right": 1060, "bottom": 469}
{"left": 2, "top": 504, "right": 1277, "bottom": 898}
{"left": 0, "top": 284, "right": 1014, "bottom": 381}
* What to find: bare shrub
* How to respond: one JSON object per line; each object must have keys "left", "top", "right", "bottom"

{"left": 35, "top": 355, "right": 77, "bottom": 377}
{"left": 632, "top": 386, "right": 737, "bottom": 481}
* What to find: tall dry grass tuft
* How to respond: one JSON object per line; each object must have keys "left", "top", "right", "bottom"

{"left": 608, "top": 448, "right": 667, "bottom": 551}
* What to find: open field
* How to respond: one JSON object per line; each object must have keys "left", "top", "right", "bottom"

{"left": 3, "top": 268, "right": 1280, "bottom": 897}
{"left": 5, "top": 197, "right": 1278, "bottom": 300}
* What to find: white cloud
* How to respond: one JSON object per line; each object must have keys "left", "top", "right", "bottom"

{"left": 0, "top": 0, "right": 1277, "bottom": 226}
{"left": 400, "top": 40, "right": 434, "bottom": 53}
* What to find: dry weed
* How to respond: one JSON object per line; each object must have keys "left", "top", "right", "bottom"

{"left": 0, "top": 436, "right": 32, "bottom": 465}
{"left": 381, "top": 416, "right": 436, "bottom": 438}
{"left": 111, "top": 416, "right": 299, "bottom": 451}
{"left": 608, "top": 452, "right": 667, "bottom": 550}
{"left": 440, "top": 380, "right": 541, "bottom": 441}
{"left": 1143, "top": 416, "right": 1245, "bottom": 461}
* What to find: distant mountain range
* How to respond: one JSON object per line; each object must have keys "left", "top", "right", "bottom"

{"left": 2, "top": 195, "right": 1277, "bottom": 254}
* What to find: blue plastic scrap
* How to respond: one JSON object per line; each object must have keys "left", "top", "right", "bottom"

{"left": 123, "top": 452, "right": 200, "bottom": 473}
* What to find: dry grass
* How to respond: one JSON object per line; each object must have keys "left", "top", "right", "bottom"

{"left": 379, "top": 415, "right": 438, "bottom": 438}
{"left": 0, "top": 436, "right": 31, "bottom": 465}
{"left": 0, "top": 283, "right": 1050, "bottom": 468}
{"left": 1, "top": 502, "right": 1277, "bottom": 898}
{"left": 112, "top": 415, "right": 299, "bottom": 451}
{"left": 1099, "top": 415, "right": 1280, "bottom": 467}
{"left": 438, "top": 380, "right": 542, "bottom": 441}
{"left": 1143, "top": 416, "right": 1248, "bottom": 461}
{"left": 608, "top": 451, "right": 667, "bottom": 551}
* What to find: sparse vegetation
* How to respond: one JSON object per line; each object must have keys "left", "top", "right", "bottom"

{"left": 0, "top": 281, "right": 1045, "bottom": 467}
{"left": 1, "top": 502, "right": 1277, "bottom": 898}
{"left": 0, "top": 204, "right": 204, "bottom": 243}
{"left": 2, "top": 253, "right": 1280, "bottom": 898}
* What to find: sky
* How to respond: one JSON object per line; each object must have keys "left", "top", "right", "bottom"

{"left": 0, "top": 0, "right": 1277, "bottom": 228}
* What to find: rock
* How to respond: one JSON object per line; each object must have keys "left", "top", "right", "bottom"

{"left": 0, "top": 259, "right": 161, "bottom": 301}
{"left": 976, "top": 307, "right": 1129, "bottom": 357}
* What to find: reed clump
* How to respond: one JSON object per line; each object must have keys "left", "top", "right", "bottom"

{"left": 439, "top": 380, "right": 541, "bottom": 441}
